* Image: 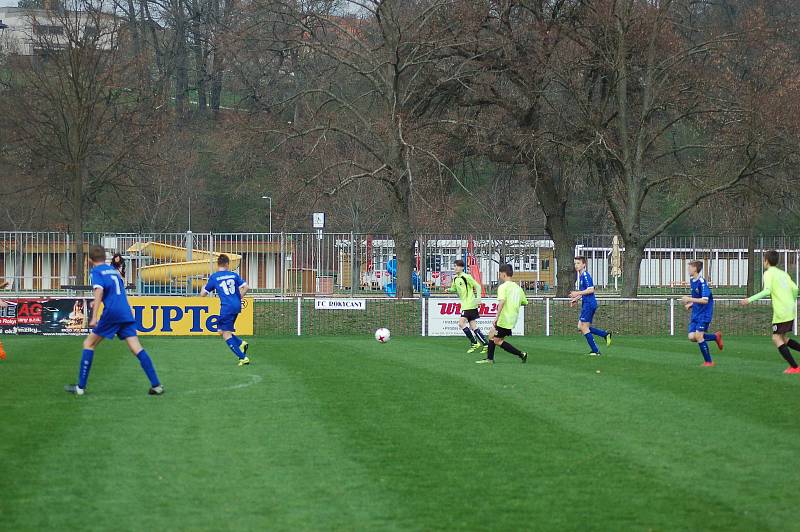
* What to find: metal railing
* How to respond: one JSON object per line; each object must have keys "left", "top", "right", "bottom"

{"left": 0, "top": 231, "right": 798, "bottom": 297}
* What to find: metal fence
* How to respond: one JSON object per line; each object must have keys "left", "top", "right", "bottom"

{"left": 250, "top": 296, "right": 787, "bottom": 337}
{"left": 0, "top": 231, "right": 799, "bottom": 296}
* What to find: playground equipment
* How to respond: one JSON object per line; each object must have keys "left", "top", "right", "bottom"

{"left": 383, "top": 258, "right": 430, "bottom": 297}
{"left": 127, "top": 242, "right": 241, "bottom": 292}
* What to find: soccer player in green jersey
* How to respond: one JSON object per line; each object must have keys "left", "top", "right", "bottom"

{"left": 740, "top": 250, "right": 800, "bottom": 374}
{"left": 476, "top": 264, "right": 528, "bottom": 364}
{"left": 449, "top": 259, "right": 488, "bottom": 353}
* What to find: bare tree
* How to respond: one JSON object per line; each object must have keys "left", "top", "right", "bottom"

{"left": 2, "top": 0, "right": 166, "bottom": 283}
{"left": 566, "top": 0, "right": 789, "bottom": 296}
{"left": 256, "top": 0, "right": 476, "bottom": 297}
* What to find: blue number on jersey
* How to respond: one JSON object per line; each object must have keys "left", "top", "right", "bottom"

{"left": 205, "top": 271, "right": 246, "bottom": 313}
{"left": 91, "top": 264, "right": 133, "bottom": 323}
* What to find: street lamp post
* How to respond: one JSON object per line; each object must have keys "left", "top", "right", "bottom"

{"left": 261, "top": 195, "right": 272, "bottom": 233}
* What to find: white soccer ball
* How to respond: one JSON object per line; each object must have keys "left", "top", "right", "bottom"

{"left": 374, "top": 328, "right": 391, "bottom": 343}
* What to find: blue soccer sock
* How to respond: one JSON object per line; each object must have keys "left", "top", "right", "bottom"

{"left": 226, "top": 337, "right": 246, "bottom": 359}
{"left": 584, "top": 333, "right": 600, "bottom": 353}
{"left": 136, "top": 350, "right": 160, "bottom": 387}
{"left": 78, "top": 348, "right": 94, "bottom": 389}
{"left": 698, "top": 342, "right": 712, "bottom": 363}
{"left": 231, "top": 334, "right": 243, "bottom": 347}
{"left": 703, "top": 333, "right": 717, "bottom": 342}
{"left": 589, "top": 327, "right": 608, "bottom": 338}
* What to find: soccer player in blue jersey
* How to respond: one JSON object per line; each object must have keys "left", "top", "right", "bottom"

{"left": 681, "top": 260, "right": 724, "bottom": 367}
{"left": 65, "top": 245, "right": 163, "bottom": 396}
{"left": 200, "top": 254, "right": 250, "bottom": 366}
{"left": 569, "top": 256, "right": 612, "bottom": 356}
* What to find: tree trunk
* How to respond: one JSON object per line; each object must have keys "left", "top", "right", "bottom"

{"left": 174, "top": 3, "right": 189, "bottom": 123}
{"left": 535, "top": 173, "right": 576, "bottom": 297}
{"left": 72, "top": 164, "right": 85, "bottom": 286}
{"left": 391, "top": 181, "right": 415, "bottom": 299}
{"left": 544, "top": 213, "right": 577, "bottom": 297}
{"left": 621, "top": 242, "right": 644, "bottom": 298}
{"left": 190, "top": 0, "right": 207, "bottom": 112}
{"left": 746, "top": 230, "right": 757, "bottom": 294}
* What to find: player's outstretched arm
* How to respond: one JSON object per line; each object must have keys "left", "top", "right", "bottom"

{"left": 89, "top": 287, "right": 103, "bottom": 327}
{"left": 239, "top": 283, "right": 249, "bottom": 298}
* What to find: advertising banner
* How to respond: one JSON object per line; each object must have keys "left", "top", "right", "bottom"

{"left": 427, "top": 298, "right": 525, "bottom": 336}
{"left": 124, "top": 296, "right": 254, "bottom": 336}
{"left": 314, "top": 298, "right": 366, "bottom": 310}
{"left": 0, "top": 296, "right": 253, "bottom": 336}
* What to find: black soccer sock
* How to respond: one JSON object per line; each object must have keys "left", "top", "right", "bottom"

{"left": 500, "top": 341, "right": 524, "bottom": 358}
{"left": 487, "top": 342, "right": 496, "bottom": 361}
{"left": 787, "top": 339, "right": 800, "bottom": 353}
{"left": 473, "top": 328, "right": 488, "bottom": 345}
{"left": 463, "top": 327, "right": 476, "bottom": 344}
{"left": 778, "top": 344, "right": 798, "bottom": 368}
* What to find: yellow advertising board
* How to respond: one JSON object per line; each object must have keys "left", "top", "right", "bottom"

{"left": 95, "top": 296, "right": 254, "bottom": 336}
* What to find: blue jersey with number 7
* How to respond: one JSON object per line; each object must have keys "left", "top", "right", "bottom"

{"left": 204, "top": 271, "right": 246, "bottom": 313}
{"left": 91, "top": 263, "right": 134, "bottom": 323}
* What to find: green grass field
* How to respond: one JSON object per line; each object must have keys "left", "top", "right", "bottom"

{"left": 2, "top": 334, "right": 799, "bottom": 531}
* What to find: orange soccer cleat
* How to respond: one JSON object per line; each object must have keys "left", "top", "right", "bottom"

{"left": 0, "top": 341, "right": 6, "bottom": 361}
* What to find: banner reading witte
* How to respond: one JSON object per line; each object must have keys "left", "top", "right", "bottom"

{"left": 427, "top": 298, "right": 525, "bottom": 336}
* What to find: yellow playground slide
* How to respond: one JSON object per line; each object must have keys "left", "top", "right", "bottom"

{"left": 127, "top": 242, "right": 242, "bottom": 288}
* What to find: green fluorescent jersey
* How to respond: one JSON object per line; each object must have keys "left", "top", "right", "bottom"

{"left": 748, "top": 266, "right": 799, "bottom": 323}
{"left": 449, "top": 272, "right": 481, "bottom": 310}
{"left": 496, "top": 280, "right": 528, "bottom": 329}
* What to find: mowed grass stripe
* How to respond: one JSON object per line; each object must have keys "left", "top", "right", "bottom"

{"left": 2, "top": 336, "right": 800, "bottom": 531}
{"left": 0, "top": 337, "right": 412, "bottom": 531}
{"left": 268, "top": 338, "right": 770, "bottom": 530}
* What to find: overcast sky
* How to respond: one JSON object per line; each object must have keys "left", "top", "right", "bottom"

{"left": 0, "top": 0, "right": 18, "bottom": 7}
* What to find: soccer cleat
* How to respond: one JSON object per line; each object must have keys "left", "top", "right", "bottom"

{"left": 467, "top": 343, "right": 482, "bottom": 354}
{"left": 148, "top": 385, "right": 164, "bottom": 395}
{"left": 0, "top": 342, "right": 6, "bottom": 360}
{"left": 783, "top": 366, "right": 800, "bottom": 374}
{"left": 702, "top": 361, "right": 715, "bottom": 367}
{"left": 481, "top": 344, "right": 488, "bottom": 354}
{"left": 241, "top": 340, "right": 249, "bottom": 355}
{"left": 521, "top": 352, "right": 528, "bottom": 364}
{"left": 238, "top": 356, "right": 250, "bottom": 367}
{"left": 64, "top": 384, "right": 85, "bottom": 396}
{"left": 715, "top": 332, "right": 723, "bottom": 351}
{"left": 588, "top": 352, "right": 602, "bottom": 357}
{"left": 475, "top": 358, "right": 494, "bottom": 364}
{"left": 606, "top": 331, "right": 613, "bottom": 347}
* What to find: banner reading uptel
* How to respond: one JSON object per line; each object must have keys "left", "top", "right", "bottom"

{"left": 0, "top": 296, "right": 254, "bottom": 336}
{"left": 99, "top": 296, "right": 255, "bottom": 336}
{"left": 427, "top": 298, "right": 525, "bottom": 336}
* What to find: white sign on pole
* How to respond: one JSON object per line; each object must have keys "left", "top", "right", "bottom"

{"left": 314, "top": 298, "right": 367, "bottom": 310}
{"left": 427, "top": 298, "right": 525, "bottom": 336}
{"left": 312, "top": 212, "right": 325, "bottom": 229}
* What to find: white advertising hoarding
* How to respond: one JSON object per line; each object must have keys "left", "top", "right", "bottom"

{"left": 427, "top": 298, "right": 525, "bottom": 336}
{"left": 314, "top": 298, "right": 367, "bottom": 310}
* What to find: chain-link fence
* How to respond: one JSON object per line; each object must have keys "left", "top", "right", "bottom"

{"left": 247, "top": 297, "right": 788, "bottom": 337}
{"left": 1, "top": 231, "right": 798, "bottom": 297}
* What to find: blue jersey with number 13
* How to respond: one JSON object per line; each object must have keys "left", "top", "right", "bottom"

{"left": 204, "top": 271, "right": 246, "bottom": 313}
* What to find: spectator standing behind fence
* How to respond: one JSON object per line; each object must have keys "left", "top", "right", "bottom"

{"left": 0, "top": 280, "right": 9, "bottom": 360}
{"left": 111, "top": 253, "right": 126, "bottom": 279}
